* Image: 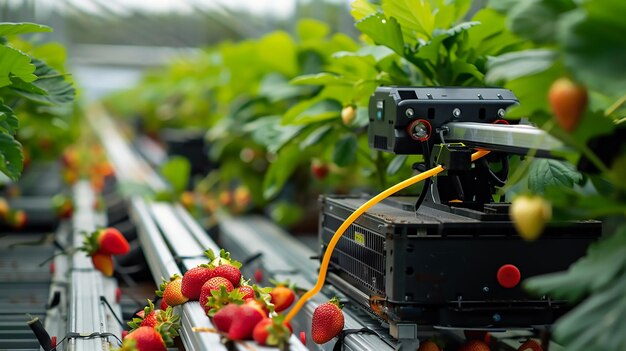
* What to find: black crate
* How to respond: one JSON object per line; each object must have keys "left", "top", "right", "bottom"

{"left": 320, "top": 196, "right": 601, "bottom": 328}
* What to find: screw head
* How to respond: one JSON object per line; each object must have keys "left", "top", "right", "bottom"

{"left": 498, "top": 108, "right": 506, "bottom": 118}
{"left": 483, "top": 286, "right": 490, "bottom": 293}
{"left": 411, "top": 121, "right": 429, "bottom": 139}
{"left": 493, "top": 313, "right": 502, "bottom": 322}
{"left": 452, "top": 108, "right": 461, "bottom": 118}
{"left": 405, "top": 108, "right": 415, "bottom": 118}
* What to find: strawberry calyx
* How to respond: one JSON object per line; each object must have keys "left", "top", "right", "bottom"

{"left": 328, "top": 296, "right": 343, "bottom": 310}
{"left": 204, "top": 248, "right": 242, "bottom": 269}
{"left": 156, "top": 317, "right": 181, "bottom": 347}
{"left": 81, "top": 228, "right": 103, "bottom": 256}
{"left": 266, "top": 315, "right": 292, "bottom": 350}
{"left": 115, "top": 338, "right": 140, "bottom": 351}
{"left": 156, "top": 274, "right": 182, "bottom": 297}
{"left": 206, "top": 286, "right": 245, "bottom": 317}
{"left": 128, "top": 299, "right": 156, "bottom": 330}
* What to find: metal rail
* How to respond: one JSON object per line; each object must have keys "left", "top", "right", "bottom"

{"left": 89, "top": 106, "right": 307, "bottom": 350}
{"left": 67, "top": 181, "right": 123, "bottom": 351}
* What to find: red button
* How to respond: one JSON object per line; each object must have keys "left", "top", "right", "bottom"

{"left": 497, "top": 264, "right": 521, "bottom": 288}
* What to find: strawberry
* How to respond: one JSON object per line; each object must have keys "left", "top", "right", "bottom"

{"left": 120, "top": 327, "right": 166, "bottom": 351}
{"left": 510, "top": 195, "right": 551, "bottom": 241}
{"left": 311, "top": 160, "right": 329, "bottom": 180}
{"left": 417, "top": 340, "right": 442, "bottom": 351}
{"left": 212, "top": 303, "right": 241, "bottom": 332}
{"left": 128, "top": 300, "right": 158, "bottom": 330}
{"left": 157, "top": 275, "right": 189, "bottom": 306}
{"left": 228, "top": 304, "right": 264, "bottom": 340}
{"left": 244, "top": 297, "right": 270, "bottom": 317}
{"left": 548, "top": 77, "right": 588, "bottom": 133}
{"left": 205, "top": 286, "right": 245, "bottom": 317}
{"left": 270, "top": 285, "right": 295, "bottom": 312}
{"left": 214, "top": 265, "right": 241, "bottom": 287}
{"left": 237, "top": 285, "right": 255, "bottom": 300}
{"left": 200, "top": 277, "right": 234, "bottom": 314}
{"left": 464, "top": 330, "right": 491, "bottom": 343}
{"left": 179, "top": 191, "right": 195, "bottom": 210}
{"left": 83, "top": 227, "right": 130, "bottom": 256}
{"left": 0, "top": 197, "right": 9, "bottom": 219}
{"left": 341, "top": 105, "right": 356, "bottom": 125}
{"left": 159, "top": 298, "right": 169, "bottom": 311}
{"left": 459, "top": 340, "right": 491, "bottom": 351}
{"left": 181, "top": 265, "right": 215, "bottom": 300}
{"left": 311, "top": 297, "right": 344, "bottom": 344}
{"left": 252, "top": 316, "right": 292, "bottom": 348}
{"left": 51, "top": 194, "right": 73, "bottom": 219}
{"left": 518, "top": 339, "right": 543, "bottom": 351}
{"left": 8, "top": 210, "right": 27, "bottom": 229}
{"left": 92, "top": 251, "right": 113, "bottom": 276}
{"left": 204, "top": 249, "right": 242, "bottom": 268}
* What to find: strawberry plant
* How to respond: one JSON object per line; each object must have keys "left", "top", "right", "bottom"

{"left": 483, "top": 0, "right": 626, "bottom": 350}
{"left": 0, "top": 22, "right": 76, "bottom": 181}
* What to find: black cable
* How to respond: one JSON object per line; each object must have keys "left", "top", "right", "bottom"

{"left": 332, "top": 327, "right": 379, "bottom": 351}
{"left": 100, "top": 296, "right": 125, "bottom": 327}
{"left": 43, "top": 331, "right": 123, "bottom": 351}
{"left": 242, "top": 252, "right": 263, "bottom": 266}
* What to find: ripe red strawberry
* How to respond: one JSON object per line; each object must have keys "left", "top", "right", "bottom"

{"left": 237, "top": 285, "right": 255, "bottom": 300}
{"left": 228, "top": 305, "right": 264, "bottom": 340}
{"left": 459, "top": 340, "right": 491, "bottom": 351}
{"left": 157, "top": 275, "right": 189, "bottom": 306}
{"left": 213, "top": 264, "right": 241, "bottom": 287}
{"left": 270, "top": 285, "right": 295, "bottom": 312}
{"left": 200, "top": 277, "right": 234, "bottom": 314}
{"left": 244, "top": 298, "right": 270, "bottom": 317}
{"left": 128, "top": 300, "right": 158, "bottom": 330}
{"left": 518, "top": 339, "right": 543, "bottom": 351}
{"left": 159, "top": 299, "right": 168, "bottom": 311}
{"left": 92, "top": 251, "right": 113, "bottom": 276}
{"left": 311, "top": 297, "right": 344, "bottom": 344}
{"left": 181, "top": 265, "right": 215, "bottom": 300}
{"left": 548, "top": 77, "right": 588, "bottom": 133}
{"left": 83, "top": 227, "right": 130, "bottom": 256}
{"left": 252, "top": 316, "right": 293, "bottom": 348}
{"left": 122, "top": 326, "right": 166, "bottom": 351}
{"left": 212, "top": 303, "right": 241, "bottom": 332}
{"left": 311, "top": 160, "right": 329, "bottom": 180}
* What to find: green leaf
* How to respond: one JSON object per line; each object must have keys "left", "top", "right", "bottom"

{"left": 290, "top": 73, "right": 350, "bottom": 86}
{"left": 0, "top": 102, "right": 18, "bottom": 135}
{"left": 282, "top": 98, "right": 341, "bottom": 125}
{"left": 382, "top": 0, "right": 434, "bottom": 43}
{"left": 0, "top": 131, "right": 23, "bottom": 181}
{"left": 160, "top": 156, "right": 191, "bottom": 196}
{"left": 259, "top": 73, "right": 311, "bottom": 103}
{"left": 300, "top": 125, "right": 333, "bottom": 150}
{"left": 485, "top": 49, "right": 557, "bottom": 84}
{"left": 350, "top": 0, "right": 379, "bottom": 21}
{"left": 0, "top": 22, "right": 52, "bottom": 36}
{"left": 10, "top": 59, "right": 75, "bottom": 106}
{"left": 296, "top": 19, "right": 330, "bottom": 42}
{"left": 525, "top": 226, "right": 626, "bottom": 301}
{"left": 256, "top": 31, "right": 298, "bottom": 77}
{"left": 387, "top": 155, "right": 408, "bottom": 176}
{"left": 528, "top": 159, "right": 582, "bottom": 193}
{"left": 334, "top": 45, "right": 397, "bottom": 63}
{"left": 552, "top": 273, "right": 626, "bottom": 351}
{"left": 0, "top": 46, "right": 36, "bottom": 88}
{"left": 262, "top": 144, "right": 302, "bottom": 200}
{"left": 355, "top": 13, "right": 405, "bottom": 56}
{"left": 244, "top": 115, "right": 305, "bottom": 154}
{"left": 333, "top": 134, "right": 357, "bottom": 167}
{"left": 507, "top": 0, "right": 576, "bottom": 44}
{"left": 559, "top": 2, "right": 626, "bottom": 97}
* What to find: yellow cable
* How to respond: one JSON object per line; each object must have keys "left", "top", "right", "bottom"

{"left": 284, "top": 149, "right": 490, "bottom": 323}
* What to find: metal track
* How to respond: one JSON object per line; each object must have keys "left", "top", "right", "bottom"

{"left": 89, "top": 106, "right": 308, "bottom": 351}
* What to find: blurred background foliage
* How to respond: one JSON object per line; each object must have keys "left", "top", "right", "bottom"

{"left": 2, "top": 1, "right": 626, "bottom": 349}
